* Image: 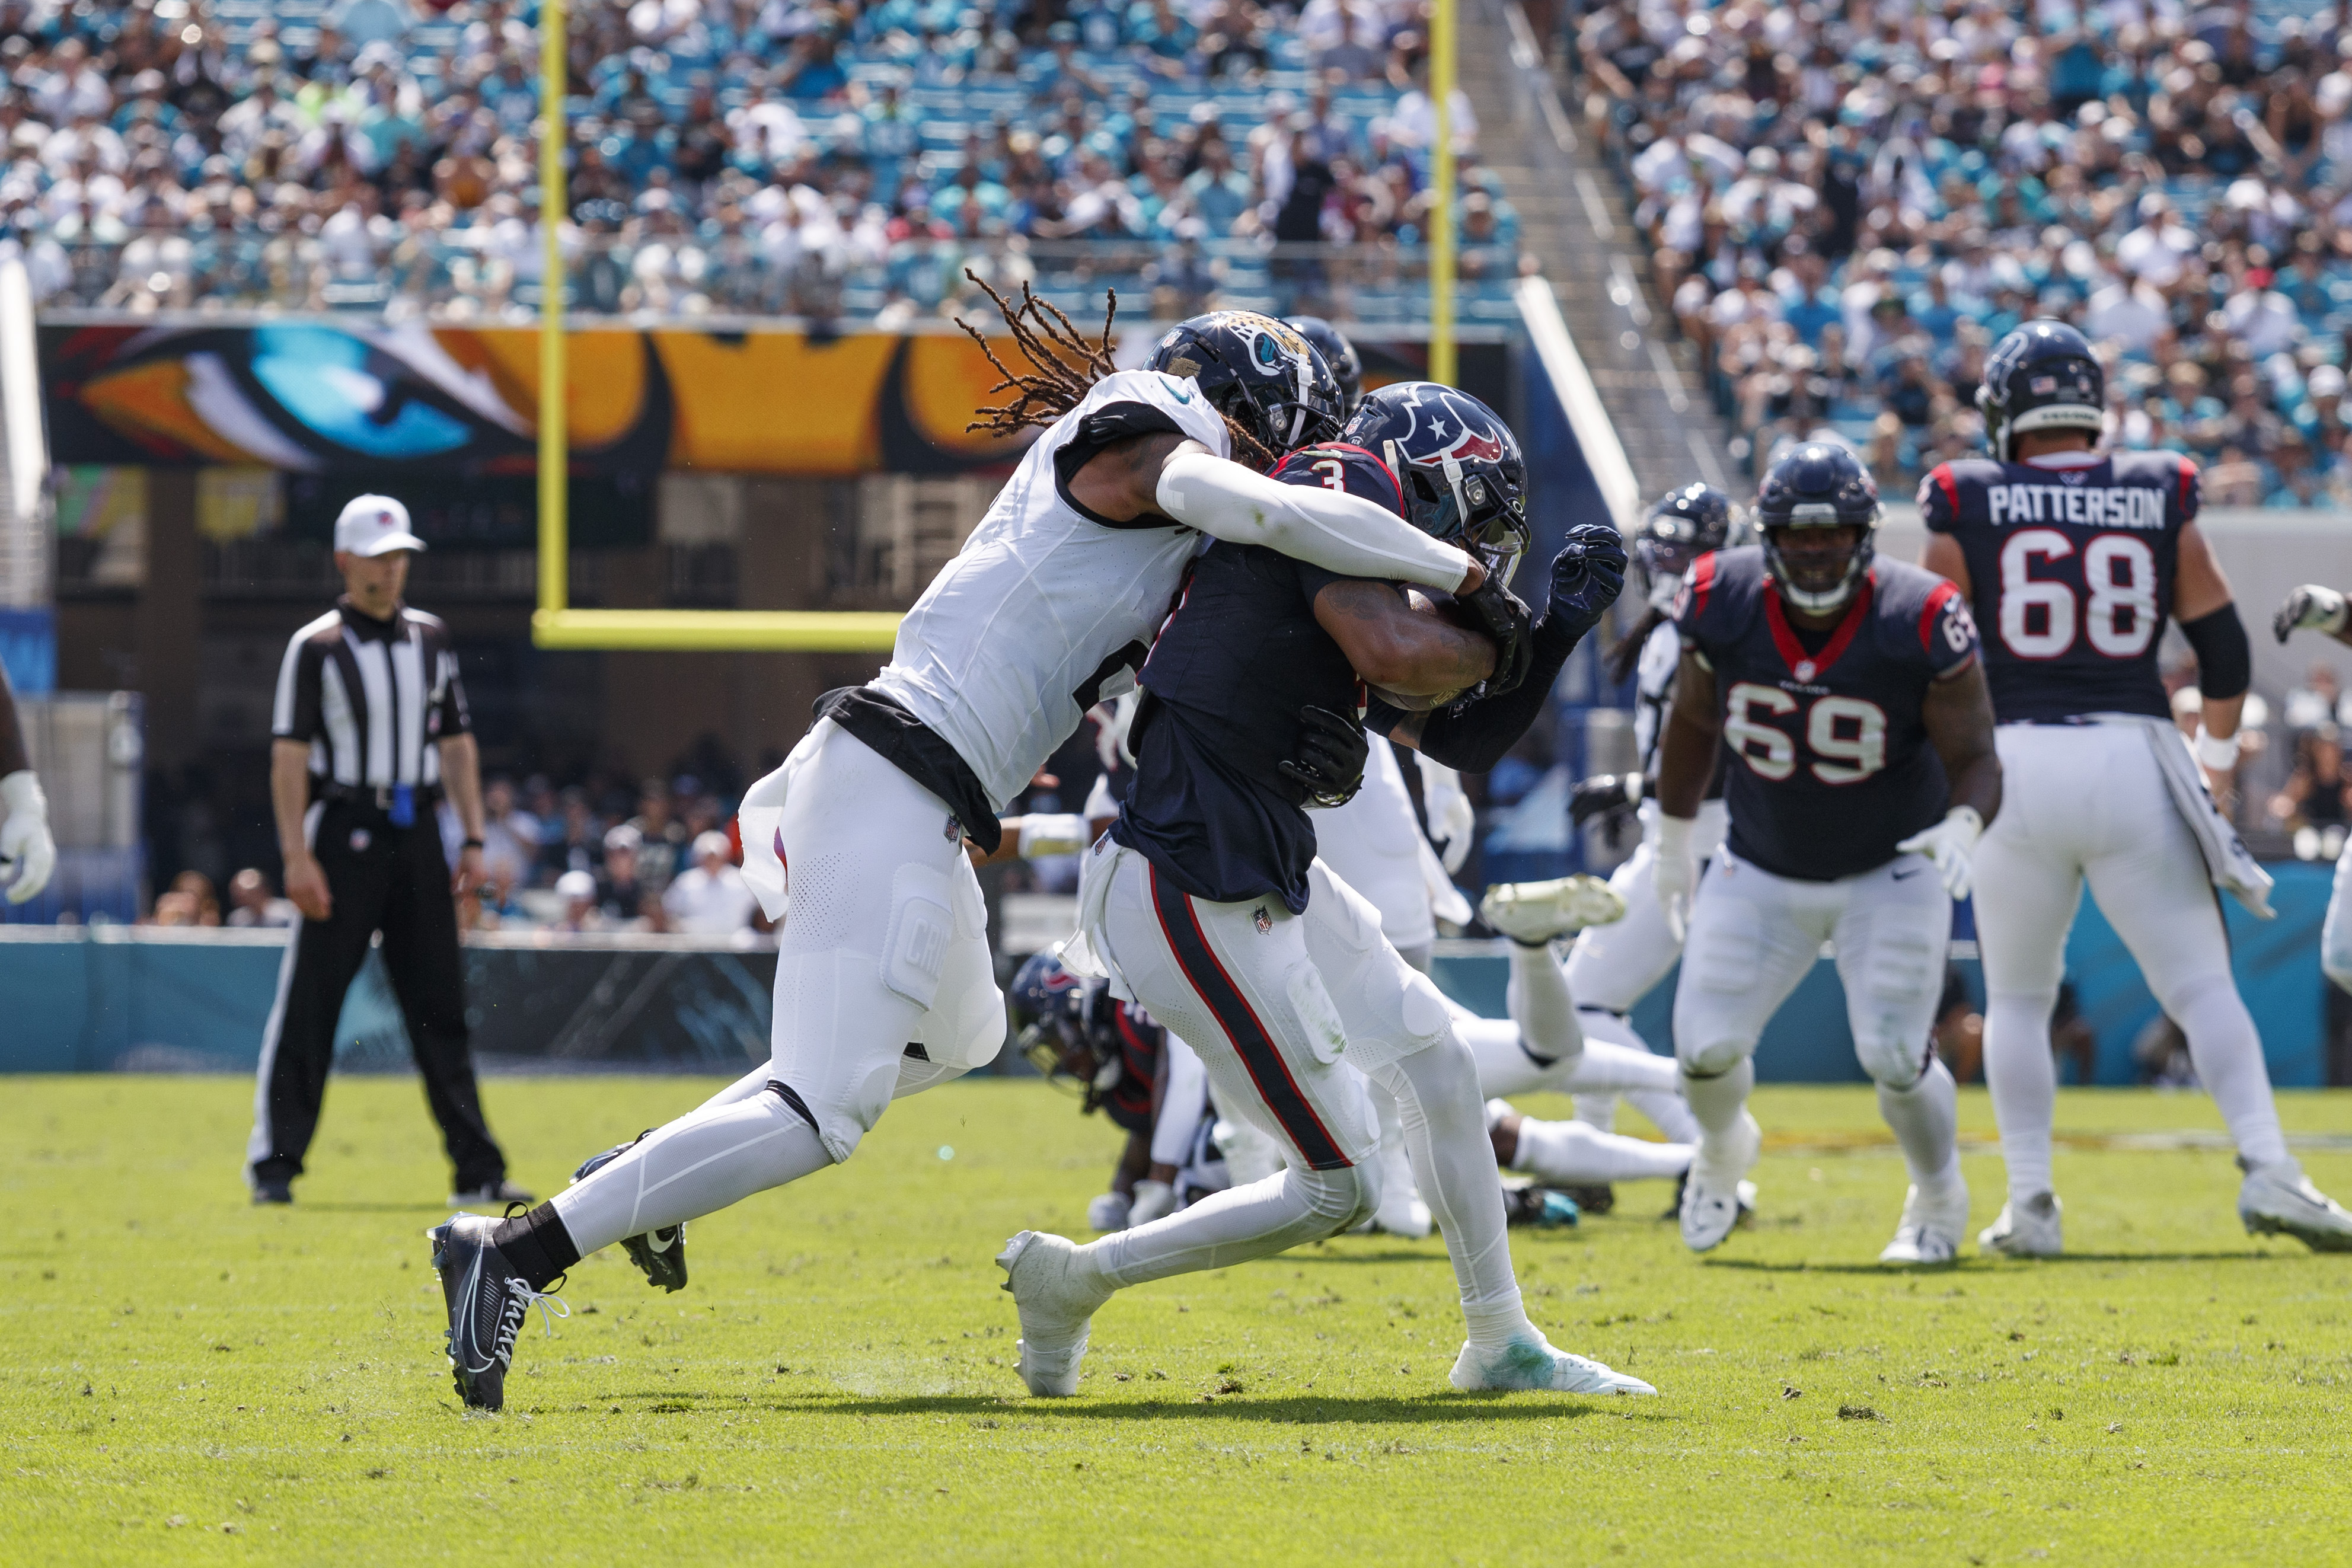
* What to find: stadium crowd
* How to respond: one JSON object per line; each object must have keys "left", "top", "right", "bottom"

{"left": 1, "top": 0, "right": 1521, "bottom": 321}
{"left": 1575, "top": 0, "right": 2352, "bottom": 500}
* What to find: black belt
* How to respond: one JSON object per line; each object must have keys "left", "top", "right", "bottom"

{"left": 318, "top": 783, "right": 442, "bottom": 812}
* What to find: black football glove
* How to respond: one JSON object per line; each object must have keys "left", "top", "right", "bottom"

{"left": 1539, "top": 521, "right": 1630, "bottom": 650}
{"left": 1460, "top": 576, "right": 1536, "bottom": 698}
{"left": 1277, "top": 704, "right": 1369, "bottom": 807}
{"left": 1569, "top": 771, "right": 1643, "bottom": 850}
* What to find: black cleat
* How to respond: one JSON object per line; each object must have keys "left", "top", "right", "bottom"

{"left": 1504, "top": 1185, "right": 1582, "bottom": 1228}
{"left": 572, "top": 1138, "right": 689, "bottom": 1293}
{"left": 250, "top": 1177, "right": 292, "bottom": 1206}
{"left": 1561, "top": 1183, "right": 1615, "bottom": 1215}
{"left": 427, "top": 1215, "right": 566, "bottom": 1411}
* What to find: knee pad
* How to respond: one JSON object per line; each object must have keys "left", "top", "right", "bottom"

{"left": 1303, "top": 863, "right": 1453, "bottom": 1072}
{"left": 771, "top": 948, "right": 915, "bottom": 1164}
{"left": 1857, "top": 1031, "right": 1932, "bottom": 1091}
{"left": 1677, "top": 1035, "right": 1753, "bottom": 1081}
{"left": 1848, "top": 921, "right": 1941, "bottom": 1088}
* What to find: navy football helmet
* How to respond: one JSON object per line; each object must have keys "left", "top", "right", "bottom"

{"left": 1979, "top": 319, "right": 2105, "bottom": 461}
{"left": 1009, "top": 951, "right": 1100, "bottom": 1094}
{"left": 1148, "top": 311, "right": 1345, "bottom": 464}
{"left": 1284, "top": 316, "right": 1364, "bottom": 414}
{"left": 1635, "top": 483, "right": 1736, "bottom": 607}
{"left": 1340, "top": 381, "right": 1531, "bottom": 588}
{"left": 1754, "top": 441, "right": 1882, "bottom": 614}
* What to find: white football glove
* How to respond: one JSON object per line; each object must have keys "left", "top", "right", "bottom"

{"left": 1086, "top": 1190, "right": 1133, "bottom": 1233}
{"left": 1895, "top": 804, "right": 1984, "bottom": 901}
{"left": 1128, "top": 1177, "right": 1177, "bottom": 1226}
{"left": 1415, "top": 754, "right": 1476, "bottom": 874}
{"left": 0, "top": 770, "right": 55, "bottom": 905}
{"left": 1654, "top": 813, "right": 1697, "bottom": 943}
{"left": 2273, "top": 583, "right": 2350, "bottom": 644}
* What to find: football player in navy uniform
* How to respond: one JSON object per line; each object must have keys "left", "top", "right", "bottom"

{"left": 1001, "top": 384, "right": 1655, "bottom": 1398}
{"left": 1656, "top": 442, "right": 2002, "bottom": 1263}
{"left": 1923, "top": 320, "right": 2352, "bottom": 1256}
{"left": 2274, "top": 581, "right": 2352, "bottom": 1005}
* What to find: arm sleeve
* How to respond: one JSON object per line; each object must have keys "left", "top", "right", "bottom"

{"left": 270, "top": 635, "right": 321, "bottom": 742}
{"left": 1916, "top": 464, "right": 1959, "bottom": 532}
{"left": 1400, "top": 627, "right": 1576, "bottom": 772}
{"left": 2179, "top": 602, "right": 2250, "bottom": 700}
{"left": 1154, "top": 448, "right": 1474, "bottom": 592}
{"left": 1919, "top": 579, "right": 1981, "bottom": 676}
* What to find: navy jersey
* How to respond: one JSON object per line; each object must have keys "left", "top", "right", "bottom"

{"left": 1676, "top": 547, "right": 1979, "bottom": 882}
{"left": 1919, "top": 449, "right": 2197, "bottom": 723}
{"left": 1090, "top": 990, "right": 1166, "bottom": 1136}
{"left": 1111, "top": 443, "right": 1406, "bottom": 913}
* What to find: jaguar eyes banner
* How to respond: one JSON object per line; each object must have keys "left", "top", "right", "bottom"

{"left": 40, "top": 320, "right": 1508, "bottom": 478}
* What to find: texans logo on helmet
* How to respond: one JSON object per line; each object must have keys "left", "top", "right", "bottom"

{"left": 1445, "top": 430, "right": 1508, "bottom": 463}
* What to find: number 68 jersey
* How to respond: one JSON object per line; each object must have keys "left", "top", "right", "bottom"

{"left": 1918, "top": 449, "right": 2195, "bottom": 724}
{"left": 1675, "top": 547, "right": 1978, "bottom": 882}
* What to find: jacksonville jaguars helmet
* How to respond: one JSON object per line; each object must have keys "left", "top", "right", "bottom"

{"left": 1284, "top": 315, "right": 1364, "bottom": 414}
{"left": 1147, "top": 311, "right": 1345, "bottom": 462}
{"left": 1978, "top": 318, "right": 2105, "bottom": 461}
{"left": 1339, "top": 381, "right": 1531, "bottom": 589}
{"left": 1635, "top": 483, "right": 1736, "bottom": 610}
{"left": 1754, "top": 441, "right": 1882, "bottom": 615}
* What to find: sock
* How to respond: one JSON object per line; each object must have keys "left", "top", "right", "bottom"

{"left": 1370, "top": 1036, "right": 1523, "bottom": 1340}
{"left": 1087, "top": 1161, "right": 1364, "bottom": 1288}
{"left": 2170, "top": 974, "right": 2291, "bottom": 1170}
{"left": 692, "top": 1065, "right": 774, "bottom": 1114}
{"left": 550, "top": 1088, "right": 832, "bottom": 1256}
{"left": 1877, "top": 1058, "right": 1962, "bottom": 1190}
{"left": 1572, "top": 1093, "right": 1617, "bottom": 1133}
{"left": 1511, "top": 1115, "right": 1693, "bottom": 1183}
{"left": 489, "top": 1202, "right": 579, "bottom": 1292}
{"left": 1507, "top": 943, "right": 1583, "bottom": 1062}
{"left": 1680, "top": 1058, "right": 1755, "bottom": 1186}
{"left": 1461, "top": 1290, "right": 1540, "bottom": 1355}
{"left": 1982, "top": 989, "right": 2059, "bottom": 1201}
{"left": 1626, "top": 1087, "right": 1700, "bottom": 1144}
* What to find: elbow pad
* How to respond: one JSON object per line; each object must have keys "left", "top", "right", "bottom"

{"left": 2179, "top": 602, "right": 2251, "bottom": 701}
{"left": 1153, "top": 450, "right": 1472, "bottom": 592}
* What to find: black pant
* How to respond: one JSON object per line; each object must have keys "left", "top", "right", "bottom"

{"left": 248, "top": 803, "right": 505, "bottom": 1190}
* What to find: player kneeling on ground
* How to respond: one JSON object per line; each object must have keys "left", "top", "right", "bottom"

{"left": 1657, "top": 442, "right": 2002, "bottom": 1264}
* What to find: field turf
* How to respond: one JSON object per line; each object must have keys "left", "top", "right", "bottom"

{"left": 4, "top": 1074, "right": 2349, "bottom": 1564}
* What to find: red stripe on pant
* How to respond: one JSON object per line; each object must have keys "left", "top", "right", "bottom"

{"left": 1147, "top": 864, "right": 1349, "bottom": 1171}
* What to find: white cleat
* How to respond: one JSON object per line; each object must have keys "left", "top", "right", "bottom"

{"left": 1679, "top": 1112, "right": 1760, "bottom": 1253}
{"left": 1480, "top": 875, "right": 1626, "bottom": 946}
{"left": 2238, "top": 1160, "right": 2352, "bottom": 1253}
{"left": 1879, "top": 1180, "right": 1969, "bottom": 1266}
{"left": 996, "top": 1230, "right": 1112, "bottom": 1397}
{"left": 1451, "top": 1336, "right": 1657, "bottom": 1397}
{"left": 1978, "top": 1192, "right": 2063, "bottom": 1258}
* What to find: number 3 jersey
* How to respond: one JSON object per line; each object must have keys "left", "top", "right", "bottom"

{"left": 1918, "top": 449, "right": 2196, "bottom": 724}
{"left": 1675, "top": 547, "right": 1979, "bottom": 882}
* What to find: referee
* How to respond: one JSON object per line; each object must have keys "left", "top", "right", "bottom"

{"left": 245, "top": 495, "right": 528, "bottom": 1209}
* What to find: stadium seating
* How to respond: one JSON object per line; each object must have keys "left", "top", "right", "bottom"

{"left": 7, "top": 0, "right": 1526, "bottom": 327}
{"left": 1572, "top": 0, "right": 2352, "bottom": 504}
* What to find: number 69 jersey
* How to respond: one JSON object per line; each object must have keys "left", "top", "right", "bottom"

{"left": 1918, "top": 449, "right": 2195, "bottom": 723}
{"left": 1675, "top": 547, "right": 1979, "bottom": 882}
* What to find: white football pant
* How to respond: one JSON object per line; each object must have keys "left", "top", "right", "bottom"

{"left": 1673, "top": 847, "right": 1962, "bottom": 1195}
{"left": 550, "top": 723, "right": 1002, "bottom": 1254}
{"left": 1973, "top": 722, "right": 2289, "bottom": 1203}
{"left": 2324, "top": 832, "right": 2352, "bottom": 996}
{"left": 1081, "top": 844, "right": 1533, "bottom": 1342}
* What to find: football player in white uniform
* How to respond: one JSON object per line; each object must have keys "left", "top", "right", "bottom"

{"left": 427, "top": 301, "right": 1505, "bottom": 1410}
{"left": 2275, "top": 581, "right": 2352, "bottom": 1003}
{"left": 1923, "top": 321, "right": 2352, "bottom": 1257}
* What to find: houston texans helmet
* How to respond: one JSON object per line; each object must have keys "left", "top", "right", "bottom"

{"left": 1009, "top": 951, "right": 1099, "bottom": 1093}
{"left": 1978, "top": 319, "right": 2105, "bottom": 461}
{"left": 1754, "top": 441, "right": 1882, "bottom": 614}
{"left": 1147, "top": 311, "right": 1345, "bottom": 463}
{"left": 1339, "top": 381, "right": 1531, "bottom": 588}
{"left": 1284, "top": 316, "right": 1364, "bottom": 414}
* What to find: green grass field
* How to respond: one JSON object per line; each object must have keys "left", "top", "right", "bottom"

{"left": 5, "top": 1075, "right": 2348, "bottom": 1565}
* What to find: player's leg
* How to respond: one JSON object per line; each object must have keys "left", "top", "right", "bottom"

{"left": 1488, "top": 1099, "right": 1693, "bottom": 1184}
{"left": 1359, "top": 1079, "right": 1434, "bottom": 1238}
{"left": 1672, "top": 854, "right": 1830, "bottom": 1251}
{"left": 2080, "top": 745, "right": 2352, "bottom": 1250}
{"left": 1967, "top": 730, "right": 2083, "bottom": 1256}
{"left": 1563, "top": 838, "right": 1681, "bottom": 1012}
{"left": 997, "top": 850, "right": 1385, "bottom": 1395}
{"left": 1832, "top": 859, "right": 1967, "bottom": 1264}
{"left": 245, "top": 822, "right": 388, "bottom": 1201}
{"left": 2322, "top": 832, "right": 2352, "bottom": 996}
{"left": 1301, "top": 863, "right": 1652, "bottom": 1394}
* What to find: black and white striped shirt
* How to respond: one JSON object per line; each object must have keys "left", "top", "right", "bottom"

{"left": 271, "top": 598, "right": 471, "bottom": 791}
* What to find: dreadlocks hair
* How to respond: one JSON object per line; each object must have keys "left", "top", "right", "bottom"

{"left": 958, "top": 272, "right": 1118, "bottom": 437}
{"left": 955, "top": 273, "right": 1278, "bottom": 470}
{"left": 1605, "top": 603, "right": 1670, "bottom": 688}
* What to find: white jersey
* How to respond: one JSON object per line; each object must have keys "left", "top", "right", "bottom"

{"left": 1632, "top": 615, "right": 1679, "bottom": 775}
{"left": 870, "top": 369, "right": 1230, "bottom": 809}
{"left": 1315, "top": 735, "right": 1435, "bottom": 951}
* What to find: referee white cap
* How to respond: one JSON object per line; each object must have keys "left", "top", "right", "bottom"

{"left": 334, "top": 494, "right": 427, "bottom": 557}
